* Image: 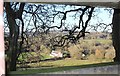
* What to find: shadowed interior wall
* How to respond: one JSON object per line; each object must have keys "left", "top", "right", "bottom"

{"left": 0, "top": 0, "right": 5, "bottom": 75}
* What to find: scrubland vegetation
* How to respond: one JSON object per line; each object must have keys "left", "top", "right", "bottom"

{"left": 8, "top": 32, "right": 115, "bottom": 74}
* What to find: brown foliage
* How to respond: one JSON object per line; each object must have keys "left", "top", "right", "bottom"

{"left": 68, "top": 44, "right": 83, "bottom": 59}
{"left": 105, "top": 49, "right": 115, "bottom": 59}
{"left": 95, "top": 49, "right": 105, "bottom": 59}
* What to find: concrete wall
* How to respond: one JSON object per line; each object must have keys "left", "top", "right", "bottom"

{"left": 49, "top": 65, "right": 119, "bottom": 74}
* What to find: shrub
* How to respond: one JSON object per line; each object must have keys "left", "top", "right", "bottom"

{"left": 88, "top": 54, "right": 96, "bottom": 60}
{"left": 68, "top": 44, "right": 83, "bottom": 60}
{"left": 95, "top": 49, "right": 105, "bottom": 59}
{"left": 63, "top": 51, "right": 71, "bottom": 58}
{"left": 103, "top": 45, "right": 110, "bottom": 50}
{"left": 94, "top": 42, "right": 101, "bottom": 46}
{"left": 105, "top": 49, "right": 115, "bottom": 59}
{"left": 82, "top": 49, "right": 90, "bottom": 55}
{"left": 90, "top": 48, "right": 96, "bottom": 55}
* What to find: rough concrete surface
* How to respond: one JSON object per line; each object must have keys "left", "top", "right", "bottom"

{"left": 17, "top": 65, "right": 120, "bottom": 76}
{"left": 47, "top": 65, "right": 119, "bottom": 74}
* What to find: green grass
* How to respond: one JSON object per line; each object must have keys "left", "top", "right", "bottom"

{"left": 40, "top": 53, "right": 53, "bottom": 60}
{"left": 28, "top": 59, "right": 111, "bottom": 67}
{"left": 10, "top": 59, "right": 117, "bottom": 75}
{"left": 82, "top": 39, "right": 112, "bottom": 45}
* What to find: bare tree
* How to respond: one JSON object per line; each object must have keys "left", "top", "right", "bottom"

{"left": 5, "top": 2, "right": 118, "bottom": 71}
{"left": 4, "top": 2, "right": 25, "bottom": 71}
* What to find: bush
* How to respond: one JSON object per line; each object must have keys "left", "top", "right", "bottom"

{"left": 90, "top": 48, "right": 96, "bottom": 54}
{"left": 63, "top": 51, "right": 71, "bottom": 58}
{"left": 95, "top": 49, "right": 105, "bottom": 59}
{"left": 94, "top": 42, "right": 101, "bottom": 46}
{"left": 88, "top": 54, "right": 96, "bottom": 60}
{"left": 105, "top": 49, "right": 115, "bottom": 59}
{"left": 68, "top": 44, "right": 83, "bottom": 60}
{"left": 82, "top": 49, "right": 90, "bottom": 55}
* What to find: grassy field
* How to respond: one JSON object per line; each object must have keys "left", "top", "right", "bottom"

{"left": 28, "top": 58, "right": 113, "bottom": 68}
{"left": 80, "top": 39, "right": 112, "bottom": 45}
{"left": 10, "top": 58, "right": 116, "bottom": 74}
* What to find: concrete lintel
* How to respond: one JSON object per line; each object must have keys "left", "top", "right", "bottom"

{"left": 4, "top": 0, "right": 120, "bottom": 2}
{"left": 3, "top": 0, "right": 120, "bottom": 8}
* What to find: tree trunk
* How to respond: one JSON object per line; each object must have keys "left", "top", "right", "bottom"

{"left": 5, "top": 3, "right": 19, "bottom": 71}
{"left": 112, "top": 8, "right": 120, "bottom": 62}
{"left": 5, "top": 2, "right": 25, "bottom": 71}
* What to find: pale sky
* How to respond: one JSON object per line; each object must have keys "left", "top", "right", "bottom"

{"left": 51, "top": 6, "right": 113, "bottom": 32}
{"left": 4, "top": 4, "right": 114, "bottom": 33}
